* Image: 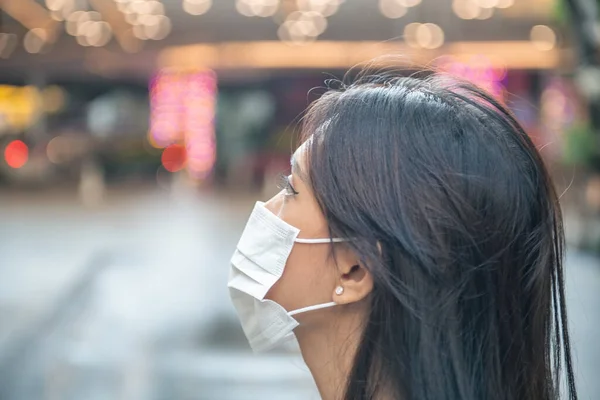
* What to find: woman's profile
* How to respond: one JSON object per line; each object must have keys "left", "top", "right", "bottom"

{"left": 228, "top": 67, "right": 578, "bottom": 400}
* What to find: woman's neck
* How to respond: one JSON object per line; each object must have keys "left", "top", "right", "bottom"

{"left": 295, "top": 309, "right": 365, "bottom": 400}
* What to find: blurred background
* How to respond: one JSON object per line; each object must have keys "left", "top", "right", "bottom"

{"left": 0, "top": 0, "right": 599, "bottom": 399}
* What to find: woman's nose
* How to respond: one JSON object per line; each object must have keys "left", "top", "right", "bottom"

{"left": 264, "top": 190, "right": 286, "bottom": 216}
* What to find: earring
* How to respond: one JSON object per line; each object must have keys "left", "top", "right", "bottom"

{"left": 335, "top": 286, "right": 344, "bottom": 295}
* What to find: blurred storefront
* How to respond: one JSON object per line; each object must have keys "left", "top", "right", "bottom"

{"left": 0, "top": 0, "right": 573, "bottom": 183}
{"left": 0, "top": 0, "right": 597, "bottom": 246}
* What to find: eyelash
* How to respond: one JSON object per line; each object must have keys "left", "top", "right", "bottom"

{"left": 277, "top": 173, "right": 299, "bottom": 196}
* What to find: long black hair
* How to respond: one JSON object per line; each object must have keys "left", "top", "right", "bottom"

{"left": 300, "top": 69, "right": 577, "bottom": 400}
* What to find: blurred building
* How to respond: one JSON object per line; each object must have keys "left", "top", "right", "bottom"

{"left": 0, "top": 0, "right": 578, "bottom": 189}
{"left": 1, "top": 0, "right": 597, "bottom": 247}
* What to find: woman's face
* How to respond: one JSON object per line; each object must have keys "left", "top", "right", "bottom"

{"left": 263, "top": 146, "right": 371, "bottom": 325}
{"left": 263, "top": 148, "right": 336, "bottom": 318}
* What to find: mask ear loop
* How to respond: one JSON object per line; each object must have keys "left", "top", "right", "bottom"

{"left": 276, "top": 197, "right": 286, "bottom": 218}
{"left": 288, "top": 301, "right": 337, "bottom": 316}
{"left": 287, "top": 237, "right": 349, "bottom": 316}
{"left": 294, "top": 237, "right": 347, "bottom": 243}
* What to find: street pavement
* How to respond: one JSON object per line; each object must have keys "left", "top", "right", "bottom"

{"left": 0, "top": 182, "right": 598, "bottom": 399}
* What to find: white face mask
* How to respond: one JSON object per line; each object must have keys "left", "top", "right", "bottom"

{"left": 228, "top": 201, "right": 345, "bottom": 353}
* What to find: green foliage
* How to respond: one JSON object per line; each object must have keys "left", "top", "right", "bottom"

{"left": 552, "top": 0, "right": 569, "bottom": 25}
{"left": 553, "top": 0, "right": 600, "bottom": 25}
{"left": 563, "top": 124, "right": 600, "bottom": 168}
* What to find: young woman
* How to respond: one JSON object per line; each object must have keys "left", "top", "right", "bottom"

{"left": 228, "top": 69, "right": 578, "bottom": 400}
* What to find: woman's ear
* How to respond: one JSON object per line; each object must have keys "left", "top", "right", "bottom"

{"left": 333, "top": 262, "right": 373, "bottom": 305}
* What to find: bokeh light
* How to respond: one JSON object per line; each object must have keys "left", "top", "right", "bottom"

{"left": 4, "top": 140, "right": 29, "bottom": 169}
{"left": 145, "top": 15, "right": 172, "bottom": 40}
{"left": 45, "top": 0, "right": 77, "bottom": 19}
{"left": 403, "top": 22, "right": 421, "bottom": 48}
{"left": 46, "top": 135, "right": 88, "bottom": 164}
{"left": 45, "top": 0, "right": 66, "bottom": 12}
{"left": 437, "top": 55, "right": 506, "bottom": 100}
{"left": 46, "top": 136, "right": 68, "bottom": 164}
{"left": 161, "top": 144, "right": 187, "bottom": 172}
{"left": 278, "top": 11, "right": 327, "bottom": 44}
{"left": 477, "top": 0, "right": 498, "bottom": 9}
{"left": 530, "top": 25, "right": 557, "bottom": 51}
{"left": 66, "top": 11, "right": 114, "bottom": 47}
{"left": 236, "top": 0, "right": 280, "bottom": 18}
{"left": 397, "top": 0, "right": 422, "bottom": 7}
{"left": 476, "top": 6, "right": 494, "bottom": 19}
{"left": 296, "top": 0, "right": 341, "bottom": 17}
{"left": 0, "top": 86, "right": 42, "bottom": 131}
{"left": 86, "top": 21, "right": 113, "bottom": 47}
{"left": 416, "top": 23, "right": 444, "bottom": 49}
{"left": 405, "top": 23, "right": 445, "bottom": 49}
{"left": 452, "top": 0, "right": 480, "bottom": 19}
{"left": 66, "top": 11, "right": 86, "bottom": 36}
{"left": 379, "top": 0, "right": 407, "bottom": 19}
{"left": 183, "top": 0, "right": 213, "bottom": 16}
{"left": 119, "top": 0, "right": 172, "bottom": 41}
{"left": 24, "top": 29, "right": 49, "bottom": 54}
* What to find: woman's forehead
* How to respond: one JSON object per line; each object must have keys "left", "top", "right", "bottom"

{"left": 291, "top": 141, "right": 310, "bottom": 179}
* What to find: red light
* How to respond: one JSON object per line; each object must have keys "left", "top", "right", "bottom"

{"left": 161, "top": 144, "right": 186, "bottom": 172}
{"left": 4, "top": 140, "right": 28, "bottom": 169}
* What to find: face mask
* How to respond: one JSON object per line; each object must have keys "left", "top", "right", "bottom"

{"left": 228, "top": 201, "right": 345, "bottom": 353}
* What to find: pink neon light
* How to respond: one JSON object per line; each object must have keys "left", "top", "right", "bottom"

{"left": 149, "top": 69, "right": 217, "bottom": 179}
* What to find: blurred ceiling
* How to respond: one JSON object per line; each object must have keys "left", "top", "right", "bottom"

{"left": 0, "top": 0, "right": 560, "bottom": 81}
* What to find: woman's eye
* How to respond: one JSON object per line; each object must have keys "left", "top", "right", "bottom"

{"left": 277, "top": 174, "right": 299, "bottom": 196}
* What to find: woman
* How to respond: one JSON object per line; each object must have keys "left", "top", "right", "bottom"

{"left": 228, "top": 69, "right": 578, "bottom": 400}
